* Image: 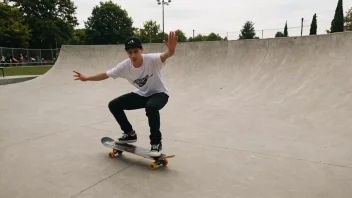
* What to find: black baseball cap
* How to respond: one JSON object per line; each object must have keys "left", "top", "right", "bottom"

{"left": 124, "top": 37, "right": 142, "bottom": 50}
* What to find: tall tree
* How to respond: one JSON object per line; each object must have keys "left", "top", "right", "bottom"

{"left": 239, "top": 21, "right": 256, "bottom": 39}
{"left": 85, "top": 1, "right": 134, "bottom": 44}
{"left": 284, "top": 21, "right": 288, "bottom": 37}
{"left": 10, "top": 0, "right": 78, "bottom": 49}
{"left": 310, "top": 14, "right": 317, "bottom": 35}
{"left": 345, "top": 7, "right": 352, "bottom": 31}
{"left": 330, "top": 0, "right": 344, "bottom": 33}
{"left": 0, "top": 2, "right": 31, "bottom": 48}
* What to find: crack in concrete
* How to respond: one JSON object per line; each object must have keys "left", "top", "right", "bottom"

{"left": 70, "top": 162, "right": 137, "bottom": 198}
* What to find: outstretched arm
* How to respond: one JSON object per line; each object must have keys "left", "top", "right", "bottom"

{"left": 73, "top": 70, "right": 109, "bottom": 81}
{"left": 160, "top": 31, "right": 178, "bottom": 63}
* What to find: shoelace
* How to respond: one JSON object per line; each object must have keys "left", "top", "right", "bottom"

{"left": 121, "top": 133, "right": 129, "bottom": 139}
{"left": 151, "top": 144, "right": 159, "bottom": 150}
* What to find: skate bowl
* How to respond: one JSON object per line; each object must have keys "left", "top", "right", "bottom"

{"left": 0, "top": 32, "right": 352, "bottom": 198}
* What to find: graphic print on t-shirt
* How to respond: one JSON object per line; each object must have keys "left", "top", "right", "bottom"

{"left": 133, "top": 74, "right": 153, "bottom": 87}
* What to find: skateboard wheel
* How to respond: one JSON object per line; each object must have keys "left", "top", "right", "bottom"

{"left": 113, "top": 149, "right": 123, "bottom": 155}
{"left": 149, "top": 162, "right": 157, "bottom": 170}
{"left": 162, "top": 159, "right": 168, "bottom": 166}
{"left": 109, "top": 152, "right": 115, "bottom": 158}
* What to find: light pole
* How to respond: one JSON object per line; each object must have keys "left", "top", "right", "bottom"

{"left": 156, "top": 0, "right": 171, "bottom": 40}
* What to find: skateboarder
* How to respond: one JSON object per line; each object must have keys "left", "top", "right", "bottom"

{"left": 73, "top": 31, "right": 178, "bottom": 157}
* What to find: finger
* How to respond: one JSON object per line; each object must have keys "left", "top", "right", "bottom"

{"left": 73, "top": 71, "right": 81, "bottom": 76}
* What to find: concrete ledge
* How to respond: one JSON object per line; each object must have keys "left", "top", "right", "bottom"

{"left": 0, "top": 75, "right": 39, "bottom": 85}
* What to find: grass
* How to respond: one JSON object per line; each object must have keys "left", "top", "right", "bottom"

{"left": 0, "top": 66, "right": 53, "bottom": 77}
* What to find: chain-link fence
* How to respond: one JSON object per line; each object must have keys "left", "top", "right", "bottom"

{"left": 0, "top": 47, "right": 59, "bottom": 67}
{"left": 195, "top": 24, "right": 320, "bottom": 41}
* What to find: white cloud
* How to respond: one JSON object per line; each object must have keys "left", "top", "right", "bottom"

{"left": 73, "top": 0, "right": 352, "bottom": 40}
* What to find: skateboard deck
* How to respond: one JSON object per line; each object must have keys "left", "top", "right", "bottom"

{"left": 101, "top": 137, "right": 175, "bottom": 170}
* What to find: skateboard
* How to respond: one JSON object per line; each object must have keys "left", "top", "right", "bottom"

{"left": 101, "top": 137, "right": 175, "bottom": 170}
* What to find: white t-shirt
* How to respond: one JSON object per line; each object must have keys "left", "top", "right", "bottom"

{"left": 106, "top": 53, "right": 168, "bottom": 97}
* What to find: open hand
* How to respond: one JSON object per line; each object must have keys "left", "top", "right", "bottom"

{"left": 163, "top": 31, "right": 178, "bottom": 52}
{"left": 73, "top": 70, "right": 88, "bottom": 81}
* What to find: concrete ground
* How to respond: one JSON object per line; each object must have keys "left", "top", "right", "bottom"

{"left": 1, "top": 32, "right": 352, "bottom": 198}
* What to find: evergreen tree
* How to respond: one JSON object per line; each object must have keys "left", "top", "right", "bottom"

{"left": 238, "top": 21, "right": 256, "bottom": 40}
{"left": 284, "top": 21, "right": 288, "bottom": 37}
{"left": 310, "top": 14, "right": 317, "bottom": 35}
{"left": 330, "top": 0, "right": 344, "bottom": 33}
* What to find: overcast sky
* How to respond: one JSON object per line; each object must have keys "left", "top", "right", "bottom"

{"left": 74, "top": 0, "right": 352, "bottom": 40}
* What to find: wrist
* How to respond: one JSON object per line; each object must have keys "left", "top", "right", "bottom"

{"left": 167, "top": 48, "right": 175, "bottom": 55}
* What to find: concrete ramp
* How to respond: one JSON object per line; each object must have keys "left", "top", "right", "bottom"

{"left": 1, "top": 32, "right": 352, "bottom": 198}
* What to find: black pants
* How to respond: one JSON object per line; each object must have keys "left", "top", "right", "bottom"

{"left": 108, "top": 92, "right": 169, "bottom": 145}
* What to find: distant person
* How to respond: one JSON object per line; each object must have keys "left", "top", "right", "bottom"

{"left": 73, "top": 31, "right": 178, "bottom": 157}
{"left": 10, "top": 56, "right": 18, "bottom": 63}
{"left": 19, "top": 54, "right": 24, "bottom": 62}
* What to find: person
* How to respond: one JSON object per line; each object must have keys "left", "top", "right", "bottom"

{"left": 73, "top": 31, "right": 178, "bottom": 157}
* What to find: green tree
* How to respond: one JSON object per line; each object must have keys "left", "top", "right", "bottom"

{"left": 239, "top": 21, "right": 256, "bottom": 39}
{"left": 206, "top": 33, "right": 223, "bottom": 41}
{"left": 139, "top": 20, "right": 160, "bottom": 43}
{"left": 284, "top": 21, "right": 288, "bottom": 37}
{"left": 69, "top": 29, "right": 87, "bottom": 45}
{"left": 345, "top": 7, "right": 352, "bottom": 31}
{"left": 330, "top": 0, "right": 344, "bottom": 33}
{"left": 85, "top": 1, "right": 134, "bottom": 44}
{"left": 10, "top": 0, "right": 78, "bottom": 48}
{"left": 192, "top": 34, "right": 207, "bottom": 42}
{"left": 275, "top": 32, "right": 285, "bottom": 37}
{"left": 154, "top": 32, "right": 168, "bottom": 43}
{"left": 0, "top": 2, "right": 31, "bottom": 48}
{"left": 310, "top": 14, "right": 317, "bottom": 35}
{"left": 175, "top": 29, "right": 187, "bottom": 42}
